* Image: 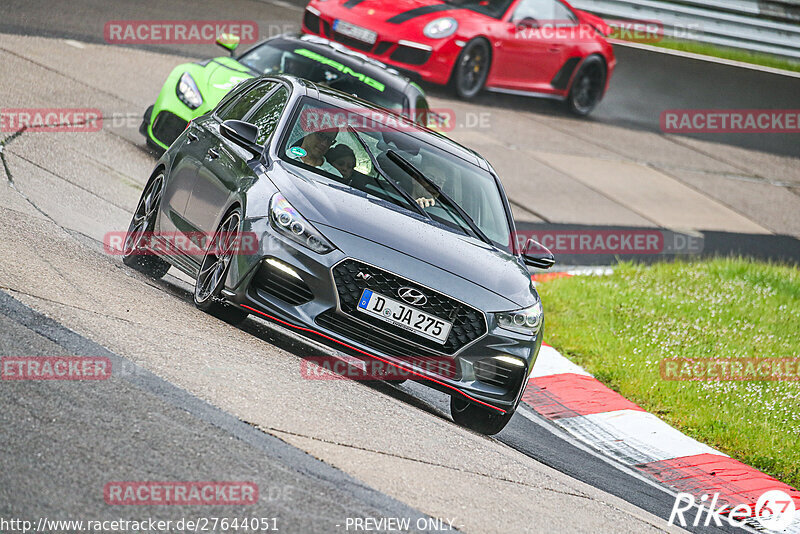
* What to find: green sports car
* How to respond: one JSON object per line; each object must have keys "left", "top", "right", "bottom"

{"left": 140, "top": 32, "right": 431, "bottom": 151}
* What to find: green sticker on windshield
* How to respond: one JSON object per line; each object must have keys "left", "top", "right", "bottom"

{"left": 289, "top": 146, "right": 307, "bottom": 158}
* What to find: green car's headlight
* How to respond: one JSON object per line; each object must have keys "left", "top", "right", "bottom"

{"left": 494, "top": 301, "right": 543, "bottom": 336}
{"left": 423, "top": 17, "right": 458, "bottom": 39}
{"left": 269, "top": 193, "right": 334, "bottom": 254}
{"left": 176, "top": 72, "right": 203, "bottom": 109}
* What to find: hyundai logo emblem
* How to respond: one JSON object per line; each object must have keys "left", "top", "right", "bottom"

{"left": 398, "top": 287, "right": 427, "bottom": 306}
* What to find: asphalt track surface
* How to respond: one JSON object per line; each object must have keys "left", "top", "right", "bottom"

{"left": 2, "top": 0, "right": 799, "bottom": 158}
{"left": 0, "top": 1, "right": 796, "bottom": 533}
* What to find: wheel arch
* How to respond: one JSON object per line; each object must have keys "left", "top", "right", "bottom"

{"left": 448, "top": 35, "right": 493, "bottom": 85}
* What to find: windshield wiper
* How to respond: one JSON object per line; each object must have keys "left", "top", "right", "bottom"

{"left": 345, "top": 126, "right": 431, "bottom": 220}
{"left": 386, "top": 150, "right": 492, "bottom": 245}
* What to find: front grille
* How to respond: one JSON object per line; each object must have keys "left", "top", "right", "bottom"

{"left": 151, "top": 111, "right": 188, "bottom": 146}
{"left": 321, "top": 19, "right": 332, "bottom": 37}
{"left": 315, "top": 309, "right": 458, "bottom": 379}
{"left": 474, "top": 358, "right": 523, "bottom": 389}
{"left": 374, "top": 41, "right": 393, "bottom": 56}
{"left": 331, "top": 259, "right": 487, "bottom": 355}
{"left": 390, "top": 45, "right": 431, "bottom": 66}
{"left": 332, "top": 33, "right": 374, "bottom": 52}
{"left": 303, "top": 10, "right": 321, "bottom": 33}
{"left": 252, "top": 261, "right": 313, "bottom": 305}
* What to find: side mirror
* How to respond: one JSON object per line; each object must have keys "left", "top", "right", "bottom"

{"left": 515, "top": 17, "right": 540, "bottom": 30}
{"left": 220, "top": 119, "right": 260, "bottom": 154}
{"left": 522, "top": 238, "right": 555, "bottom": 270}
{"left": 216, "top": 33, "right": 240, "bottom": 55}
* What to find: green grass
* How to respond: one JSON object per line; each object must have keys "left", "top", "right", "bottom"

{"left": 622, "top": 36, "right": 800, "bottom": 73}
{"left": 537, "top": 258, "right": 800, "bottom": 487}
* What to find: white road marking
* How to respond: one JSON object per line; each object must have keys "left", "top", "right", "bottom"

{"left": 63, "top": 39, "right": 86, "bottom": 49}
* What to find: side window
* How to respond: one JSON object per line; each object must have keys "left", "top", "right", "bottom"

{"left": 247, "top": 87, "right": 290, "bottom": 145}
{"left": 414, "top": 95, "right": 430, "bottom": 127}
{"left": 217, "top": 81, "right": 276, "bottom": 121}
{"left": 512, "top": 0, "right": 576, "bottom": 25}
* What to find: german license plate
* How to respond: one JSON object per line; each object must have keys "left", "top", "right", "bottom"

{"left": 333, "top": 19, "right": 378, "bottom": 45}
{"left": 356, "top": 289, "right": 452, "bottom": 344}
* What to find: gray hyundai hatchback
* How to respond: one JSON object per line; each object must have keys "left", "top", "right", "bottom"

{"left": 123, "top": 74, "right": 555, "bottom": 434}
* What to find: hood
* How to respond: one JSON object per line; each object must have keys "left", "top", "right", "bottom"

{"left": 200, "top": 58, "right": 255, "bottom": 101}
{"left": 341, "top": 0, "right": 465, "bottom": 26}
{"left": 272, "top": 164, "right": 536, "bottom": 307}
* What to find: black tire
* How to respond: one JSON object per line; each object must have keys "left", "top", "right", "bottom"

{"left": 450, "top": 396, "right": 514, "bottom": 435}
{"left": 566, "top": 55, "right": 606, "bottom": 116}
{"left": 193, "top": 208, "right": 249, "bottom": 326}
{"left": 452, "top": 39, "right": 491, "bottom": 100}
{"left": 122, "top": 172, "right": 171, "bottom": 279}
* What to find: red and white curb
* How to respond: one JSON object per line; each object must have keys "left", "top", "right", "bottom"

{"left": 521, "top": 343, "right": 800, "bottom": 532}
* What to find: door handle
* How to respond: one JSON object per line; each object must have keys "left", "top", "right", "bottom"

{"left": 187, "top": 131, "right": 198, "bottom": 142}
{"left": 548, "top": 46, "right": 563, "bottom": 53}
{"left": 207, "top": 148, "right": 220, "bottom": 160}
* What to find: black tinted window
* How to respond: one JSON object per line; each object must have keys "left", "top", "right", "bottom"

{"left": 218, "top": 81, "right": 276, "bottom": 121}
{"left": 248, "top": 87, "right": 290, "bottom": 145}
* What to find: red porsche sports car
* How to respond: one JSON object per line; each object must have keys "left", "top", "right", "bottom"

{"left": 302, "top": 0, "right": 616, "bottom": 114}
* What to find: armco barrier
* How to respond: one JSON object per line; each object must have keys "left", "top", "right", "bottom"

{"left": 570, "top": 0, "right": 800, "bottom": 59}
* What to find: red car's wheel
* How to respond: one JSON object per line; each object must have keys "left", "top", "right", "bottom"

{"left": 567, "top": 55, "right": 607, "bottom": 116}
{"left": 452, "top": 39, "right": 491, "bottom": 100}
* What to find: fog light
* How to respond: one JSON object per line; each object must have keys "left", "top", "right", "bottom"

{"left": 265, "top": 258, "right": 302, "bottom": 280}
{"left": 494, "top": 355, "right": 525, "bottom": 367}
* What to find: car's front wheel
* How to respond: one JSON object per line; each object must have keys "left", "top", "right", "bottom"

{"left": 193, "top": 208, "right": 249, "bottom": 325}
{"left": 452, "top": 39, "right": 491, "bottom": 100}
{"left": 122, "top": 172, "right": 171, "bottom": 279}
{"left": 566, "top": 55, "right": 606, "bottom": 116}
{"left": 450, "top": 396, "right": 514, "bottom": 435}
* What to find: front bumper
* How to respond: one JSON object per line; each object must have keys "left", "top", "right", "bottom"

{"left": 302, "top": 8, "right": 461, "bottom": 85}
{"left": 224, "top": 217, "right": 542, "bottom": 413}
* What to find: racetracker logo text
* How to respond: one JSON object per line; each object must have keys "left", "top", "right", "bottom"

{"left": 104, "top": 482, "right": 259, "bottom": 505}
{"left": 1, "top": 357, "right": 111, "bottom": 380}
{"left": 0, "top": 108, "right": 102, "bottom": 133}
{"left": 661, "top": 109, "right": 800, "bottom": 133}
{"left": 661, "top": 357, "right": 800, "bottom": 381}
{"left": 104, "top": 231, "right": 259, "bottom": 256}
{"left": 298, "top": 107, "right": 464, "bottom": 133}
{"left": 104, "top": 20, "right": 258, "bottom": 44}
{"left": 300, "top": 355, "right": 456, "bottom": 381}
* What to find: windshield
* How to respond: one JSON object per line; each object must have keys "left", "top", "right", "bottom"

{"left": 278, "top": 98, "right": 512, "bottom": 251}
{"left": 237, "top": 41, "right": 407, "bottom": 113}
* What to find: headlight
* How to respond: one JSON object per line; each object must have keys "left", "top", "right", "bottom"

{"left": 494, "top": 301, "right": 543, "bottom": 336}
{"left": 269, "top": 193, "right": 334, "bottom": 254}
{"left": 176, "top": 72, "right": 203, "bottom": 109}
{"left": 423, "top": 17, "right": 458, "bottom": 39}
